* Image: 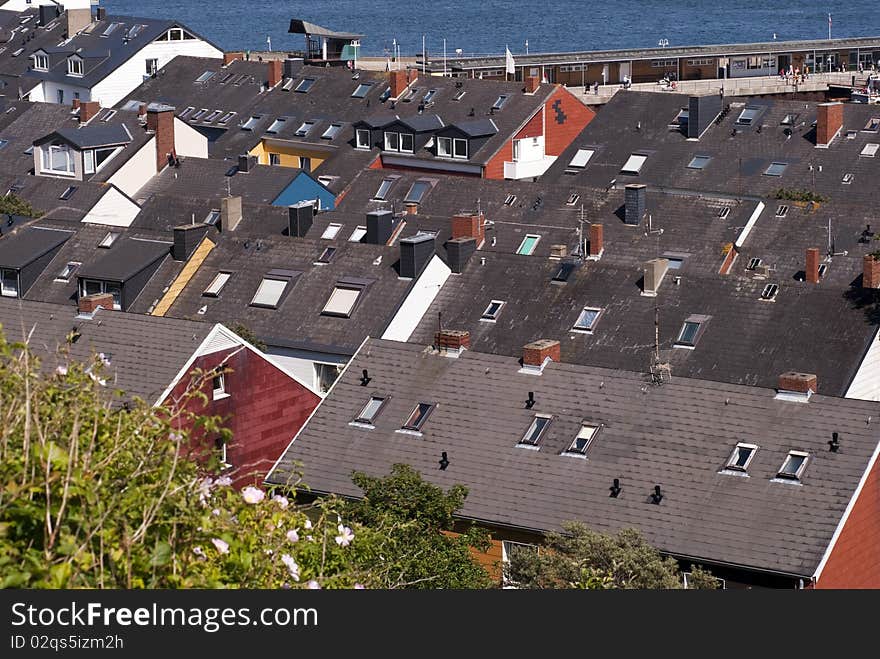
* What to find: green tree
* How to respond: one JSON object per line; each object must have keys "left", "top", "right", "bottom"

{"left": 507, "top": 522, "right": 719, "bottom": 589}
{"left": 343, "top": 464, "right": 493, "bottom": 589}
{"left": 228, "top": 323, "right": 266, "bottom": 351}
{"left": 0, "top": 194, "right": 41, "bottom": 218}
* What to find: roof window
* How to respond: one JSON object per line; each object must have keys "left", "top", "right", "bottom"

{"left": 572, "top": 307, "right": 602, "bottom": 332}
{"left": 776, "top": 451, "right": 809, "bottom": 481}
{"left": 203, "top": 271, "right": 231, "bottom": 297}
{"left": 504, "top": 194, "right": 517, "bottom": 206}
{"left": 491, "top": 95, "right": 509, "bottom": 110}
{"left": 322, "top": 123, "right": 343, "bottom": 139}
{"left": 316, "top": 246, "right": 336, "bottom": 264}
{"left": 566, "top": 193, "right": 580, "bottom": 206}
{"left": 294, "top": 78, "right": 316, "bottom": 93}
{"left": 351, "top": 82, "right": 373, "bottom": 98}
{"left": 481, "top": 299, "right": 505, "bottom": 322}
{"left": 54, "top": 261, "right": 81, "bottom": 282}
{"left": 295, "top": 120, "right": 315, "bottom": 137}
{"left": 180, "top": 107, "right": 195, "bottom": 119}
{"left": 568, "top": 148, "right": 595, "bottom": 169}
{"left": 373, "top": 178, "right": 395, "bottom": 200}
{"left": 354, "top": 396, "right": 386, "bottom": 425}
{"left": 402, "top": 402, "right": 434, "bottom": 432}
{"left": 195, "top": 71, "right": 215, "bottom": 83}
{"left": 566, "top": 423, "right": 599, "bottom": 454}
{"left": 620, "top": 153, "right": 647, "bottom": 175}
{"left": 191, "top": 108, "right": 209, "bottom": 121}
{"left": 675, "top": 318, "right": 703, "bottom": 347}
{"left": 860, "top": 143, "right": 879, "bottom": 157}
{"left": 516, "top": 234, "right": 541, "bottom": 256}
{"left": 321, "top": 223, "right": 342, "bottom": 239}
{"left": 725, "top": 443, "right": 758, "bottom": 472}
{"left": 204, "top": 109, "right": 222, "bottom": 122}
{"left": 736, "top": 106, "right": 761, "bottom": 125}
{"left": 687, "top": 155, "right": 711, "bottom": 169}
{"left": 775, "top": 204, "right": 789, "bottom": 218}
{"left": 519, "top": 414, "right": 551, "bottom": 447}
{"left": 746, "top": 257, "right": 763, "bottom": 271}
{"left": 97, "top": 231, "right": 119, "bottom": 248}
{"left": 760, "top": 283, "right": 779, "bottom": 301}
{"left": 241, "top": 115, "right": 262, "bottom": 131}
{"left": 266, "top": 117, "right": 287, "bottom": 134}
{"left": 764, "top": 162, "right": 788, "bottom": 176}
{"left": 349, "top": 226, "right": 367, "bottom": 242}
{"left": 322, "top": 285, "right": 363, "bottom": 317}
{"left": 59, "top": 185, "right": 77, "bottom": 200}
{"left": 219, "top": 111, "right": 236, "bottom": 124}
{"left": 404, "top": 180, "right": 431, "bottom": 204}
{"left": 250, "top": 276, "right": 289, "bottom": 308}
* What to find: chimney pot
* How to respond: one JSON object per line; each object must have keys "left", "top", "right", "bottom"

{"left": 806, "top": 247, "right": 820, "bottom": 284}
{"left": 78, "top": 292, "right": 115, "bottom": 314}
{"left": 405, "top": 202, "right": 419, "bottom": 216}
{"left": 521, "top": 339, "right": 561, "bottom": 372}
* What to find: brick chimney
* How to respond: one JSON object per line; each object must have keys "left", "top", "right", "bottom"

{"left": 390, "top": 69, "right": 415, "bottom": 99}
{"left": 805, "top": 247, "right": 820, "bottom": 284}
{"left": 79, "top": 101, "right": 100, "bottom": 124}
{"left": 524, "top": 76, "right": 540, "bottom": 94}
{"left": 521, "top": 339, "right": 561, "bottom": 374}
{"left": 72, "top": 98, "right": 81, "bottom": 112}
{"left": 435, "top": 329, "right": 470, "bottom": 356}
{"left": 405, "top": 202, "right": 419, "bottom": 215}
{"left": 268, "top": 60, "right": 282, "bottom": 88}
{"left": 864, "top": 253, "right": 880, "bottom": 289}
{"left": 138, "top": 103, "right": 147, "bottom": 121}
{"left": 65, "top": 8, "right": 92, "bottom": 38}
{"left": 146, "top": 103, "right": 176, "bottom": 172}
{"left": 588, "top": 223, "right": 604, "bottom": 257}
{"left": 451, "top": 213, "right": 485, "bottom": 247}
{"left": 816, "top": 102, "right": 844, "bottom": 147}
{"left": 224, "top": 52, "right": 244, "bottom": 66}
{"left": 78, "top": 293, "right": 115, "bottom": 314}
{"left": 778, "top": 372, "right": 817, "bottom": 395}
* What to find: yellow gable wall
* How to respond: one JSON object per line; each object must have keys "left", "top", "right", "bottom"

{"left": 248, "top": 140, "right": 327, "bottom": 171}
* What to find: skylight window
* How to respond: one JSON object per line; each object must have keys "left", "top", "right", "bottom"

{"left": 519, "top": 415, "right": 551, "bottom": 447}
{"left": 764, "top": 162, "right": 788, "bottom": 176}
{"left": 620, "top": 154, "right": 647, "bottom": 175}
{"left": 98, "top": 231, "right": 119, "bottom": 248}
{"left": 250, "top": 277, "right": 288, "bottom": 308}
{"left": 676, "top": 320, "right": 702, "bottom": 347}
{"left": 775, "top": 204, "right": 789, "bottom": 218}
{"left": 241, "top": 115, "right": 262, "bottom": 131}
{"left": 204, "top": 209, "right": 221, "bottom": 226}
{"left": 191, "top": 108, "right": 209, "bottom": 121}
{"left": 219, "top": 112, "right": 236, "bottom": 124}
{"left": 423, "top": 89, "right": 438, "bottom": 103}
{"left": 776, "top": 451, "right": 809, "bottom": 481}
{"left": 863, "top": 117, "right": 880, "bottom": 132}
{"left": 180, "top": 107, "right": 195, "bottom": 119}
{"left": 322, "top": 286, "right": 362, "bottom": 317}
{"left": 402, "top": 403, "right": 434, "bottom": 431}
{"left": 203, "top": 271, "right": 231, "bottom": 297}
{"left": 54, "top": 261, "right": 81, "bottom": 282}
{"left": 452, "top": 89, "right": 466, "bottom": 101}
{"left": 205, "top": 110, "right": 222, "bottom": 122}
{"left": 760, "top": 283, "right": 779, "bottom": 301}
{"left": 687, "top": 155, "right": 711, "bottom": 169}
{"left": 281, "top": 78, "right": 295, "bottom": 91}
{"left": 373, "top": 178, "right": 395, "bottom": 200}
{"left": 504, "top": 194, "right": 517, "bottom": 206}
{"left": 266, "top": 117, "right": 287, "bottom": 134}
{"left": 481, "top": 300, "right": 504, "bottom": 322}
{"left": 294, "top": 78, "right": 316, "bottom": 93}
{"left": 354, "top": 396, "right": 386, "bottom": 425}
{"left": 351, "top": 82, "right": 373, "bottom": 98}
{"left": 100, "top": 109, "right": 117, "bottom": 122}
{"left": 516, "top": 234, "right": 541, "bottom": 256}
{"left": 566, "top": 193, "right": 580, "bottom": 206}
{"left": 379, "top": 87, "right": 392, "bottom": 102}
{"left": 295, "top": 121, "right": 315, "bottom": 137}
{"left": 316, "top": 246, "right": 336, "bottom": 264}
{"left": 349, "top": 226, "right": 367, "bottom": 242}
{"left": 572, "top": 307, "right": 602, "bottom": 332}
{"left": 219, "top": 72, "right": 235, "bottom": 84}
{"left": 842, "top": 173, "right": 854, "bottom": 184}
{"left": 101, "top": 22, "right": 123, "bottom": 37}
{"left": 195, "top": 71, "right": 215, "bottom": 83}
{"left": 491, "top": 95, "right": 509, "bottom": 110}
{"left": 860, "top": 143, "right": 879, "bottom": 157}
{"left": 59, "top": 185, "right": 77, "bottom": 200}
{"left": 566, "top": 423, "right": 599, "bottom": 454}
{"left": 569, "top": 148, "right": 595, "bottom": 168}
{"left": 322, "top": 123, "right": 343, "bottom": 139}
{"left": 746, "top": 257, "right": 763, "bottom": 270}
{"left": 404, "top": 180, "right": 431, "bottom": 204}
{"left": 726, "top": 443, "right": 758, "bottom": 472}
{"left": 321, "top": 223, "right": 342, "bottom": 239}
{"left": 736, "top": 107, "right": 760, "bottom": 125}
{"left": 718, "top": 207, "right": 731, "bottom": 219}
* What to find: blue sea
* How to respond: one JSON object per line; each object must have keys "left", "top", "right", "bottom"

{"left": 102, "top": 1, "right": 875, "bottom": 57}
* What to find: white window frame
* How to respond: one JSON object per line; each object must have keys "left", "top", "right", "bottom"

{"left": 519, "top": 414, "right": 552, "bottom": 447}
{"left": 400, "top": 133, "right": 414, "bottom": 153}
{"left": 217, "top": 439, "right": 232, "bottom": 470}
{"left": 269, "top": 153, "right": 281, "bottom": 166}
{"left": 349, "top": 226, "right": 367, "bottom": 242}
{"left": 675, "top": 320, "right": 702, "bottom": 347}
{"left": 501, "top": 540, "right": 538, "bottom": 588}
{"left": 777, "top": 451, "right": 809, "bottom": 481}
{"left": 0, "top": 268, "right": 19, "bottom": 298}
{"left": 321, "top": 223, "right": 342, "bottom": 239}
{"left": 33, "top": 53, "right": 48, "bottom": 71}
{"left": 354, "top": 396, "right": 386, "bottom": 425}
{"left": 212, "top": 372, "right": 228, "bottom": 400}
{"left": 384, "top": 131, "right": 400, "bottom": 151}
{"left": 67, "top": 56, "right": 84, "bottom": 76}
{"left": 402, "top": 402, "right": 434, "bottom": 432}
{"left": 267, "top": 118, "right": 287, "bottom": 134}
{"left": 481, "top": 299, "right": 505, "bottom": 322}
{"left": 436, "top": 136, "right": 452, "bottom": 157}
{"left": 54, "top": 261, "right": 81, "bottom": 282}
{"left": 516, "top": 234, "right": 541, "bottom": 256}
{"left": 572, "top": 306, "right": 602, "bottom": 333}
{"left": 373, "top": 178, "right": 395, "bottom": 201}
{"left": 322, "top": 123, "right": 343, "bottom": 140}
{"left": 203, "top": 271, "right": 231, "bottom": 297}
{"left": 725, "top": 443, "right": 758, "bottom": 472}
{"left": 322, "top": 286, "right": 362, "bottom": 317}
{"left": 621, "top": 154, "right": 647, "bottom": 175}
{"left": 83, "top": 145, "right": 122, "bottom": 175}
{"left": 569, "top": 148, "right": 595, "bottom": 168}
{"left": 250, "top": 277, "right": 288, "bottom": 308}
{"left": 566, "top": 423, "right": 599, "bottom": 454}
{"left": 356, "top": 128, "right": 371, "bottom": 149}
{"left": 78, "top": 279, "right": 122, "bottom": 310}
{"left": 452, "top": 138, "right": 468, "bottom": 159}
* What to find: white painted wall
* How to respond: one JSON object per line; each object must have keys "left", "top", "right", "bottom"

{"left": 173, "top": 117, "right": 208, "bottom": 158}
{"left": 514, "top": 135, "right": 546, "bottom": 163}
{"left": 37, "top": 80, "right": 91, "bottom": 105}
{"left": 90, "top": 38, "right": 222, "bottom": 108}
{"left": 107, "top": 135, "right": 156, "bottom": 198}
{"left": 845, "top": 327, "right": 880, "bottom": 401}
{"left": 81, "top": 185, "right": 140, "bottom": 227}
{"left": 382, "top": 254, "right": 452, "bottom": 342}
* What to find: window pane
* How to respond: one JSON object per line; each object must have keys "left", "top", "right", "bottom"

{"left": 405, "top": 403, "right": 433, "bottom": 429}
{"left": 251, "top": 278, "right": 287, "bottom": 307}
{"left": 359, "top": 397, "right": 384, "bottom": 422}
{"left": 374, "top": 179, "right": 393, "bottom": 200}
{"left": 678, "top": 321, "right": 700, "bottom": 344}
{"left": 453, "top": 139, "right": 468, "bottom": 157}
{"left": 385, "top": 132, "right": 399, "bottom": 150}
{"left": 401, "top": 133, "right": 414, "bottom": 152}
{"left": 734, "top": 446, "right": 752, "bottom": 467}
{"left": 574, "top": 308, "right": 599, "bottom": 330}
{"left": 404, "top": 181, "right": 430, "bottom": 203}
{"left": 437, "top": 137, "right": 451, "bottom": 157}
{"left": 517, "top": 235, "right": 540, "bottom": 255}
{"left": 323, "top": 287, "right": 361, "bottom": 316}
{"left": 522, "top": 416, "right": 549, "bottom": 444}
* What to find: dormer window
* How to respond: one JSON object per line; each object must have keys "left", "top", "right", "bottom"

{"left": 453, "top": 138, "right": 468, "bottom": 159}
{"left": 33, "top": 53, "right": 48, "bottom": 71}
{"left": 83, "top": 146, "right": 123, "bottom": 175}
{"left": 79, "top": 279, "right": 121, "bottom": 309}
{"left": 67, "top": 57, "right": 84, "bottom": 77}
{"left": 356, "top": 128, "right": 371, "bottom": 149}
{"left": 40, "top": 144, "right": 74, "bottom": 176}
{"left": 0, "top": 269, "right": 19, "bottom": 298}
{"left": 437, "top": 136, "right": 452, "bottom": 157}
{"left": 384, "top": 131, "right": 400, "bottom": 151}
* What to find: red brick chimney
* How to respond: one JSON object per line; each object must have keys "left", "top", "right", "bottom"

{"left": 864, "top": 253, "right": 880, "bottom": 289}
{"left": 451, "top": 213, "right": 485, "bottom": 247}
{"left": 778, "top": 372, "right": 817, "bottom": 395}
{"left": 435, "top": 329, "right": 470, "bottom": 353}
{"left": 224, "top": 52, "right": 244, "bottom": 66}
{"left": 78, "top": 293, "right": 115, "bottom": 314}
{"left": 147, "top": 103, "right": 176, "bottom": 173}
{"left": 79, "top": 101, "right": 100, "bottom": 124}
{"left": 390, "top": 69, "right": 415, "bottom": 98}
{"left": 405, "top": 202, "right": 419, "bottom": 215}
{"left": 72, "top": 98, "right": 81, "bottom": 111}
{"left": 522, "top": 339, "right": 561, "bottom": 371}
{"left": 524, "top": 76, "right": 540, "bottom": 94}
{"left": 816, "top": 102, "right": 843, "bottom": 147}
{"left": 805, "top": 247, "right": 820, "bottom": 284}
{"left": 589, "top": 223, "right": 604, "bottom": 257}
{"left": 268, "top": 60, "right": 282, "bottom": 88}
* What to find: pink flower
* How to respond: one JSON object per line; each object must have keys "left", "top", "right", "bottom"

{"left": 241, "top": 486, "right": 265, "bottom": 504}
{"left": 281, "top": 554, "right": 300, "bottom": 581}
{"left": 55, "top": 365, "right": 68, "bottom": 376}
{"left": 192, "top": 546, "right": 205, "bottom": 557}
{"left": 215, "top": 475, "right": 233, "bottom": 487}
{"left": 354, "top": 583, "right": 365, "bottom": 589}
{"left": 304, "top": 519, "right": 312, "bottom": 530}
{"left": 335, "top": 524, "right": 354, "bottom": 547}
{"left": 211, "top": 538, "right": 229, "bottom": 554}
{"left": 307, "top": 580, "right": 321, "bottom": 589}
{"left": 286, "top": 529, "right": 299, "bottom": 544}
{"left": 272, "top": 495, "right": 289, "bottom": 509}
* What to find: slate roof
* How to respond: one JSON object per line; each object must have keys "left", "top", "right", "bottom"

{"left": 0, "top": 225, "right": 71, "bottom": 267}
{"left": 76, "top": 236, "right": 170, "bottom": 282}
{"left": 267, "top": 337, "right": 880, "bottom": 578}
{"left": 0, "top": 8, "right": 65, "bottom": 94}
{"left": 0, "top": 296, "right": 211, "bottom": 402}
{"left": 49, "top": 124, "right": 132, "bottom": 149}
{"left": 0, "top": 173, "right": 109, "bottom": 222}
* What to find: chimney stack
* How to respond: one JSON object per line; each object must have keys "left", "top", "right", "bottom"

{"left": 65, "top": 8, "right": 92, "bottom": 38}
{"left": 78, "top": 292, "right": 115, "bottom": 314}
{"left": 777, "top": 372, "right": 818, "bottom": 397}
{"left": 864, "top": 253, "right": 880, "bottom": 289}
{"left": 404, "top": 202, "right": 419, "bottom": 215}
{"left": 79, "top": 101, "right": 101, "bottom": 124}
{"left": 72, "top": 98, "right": 81, "bottom": 112}
{"left": 399, "top": 232, "right": 436, "bottom": 279}
{"left": 283, "top": 57, "right": 304, "bottom": 79}
{"left": 267, "top": 60, "right": 283, "bottom": 88}
{"left": 221, "top": 196, "right": 243, "bottom": 233}
{"left": 172, "top": 224, "right": 209, "bottom": 261}
{"left": 96, "top": 7, "right": 107, "bottom": 21}
{"left": 224, "top": 52, "right": 244, "bottom": 66}
{"left": 521, "top": 339, "right": 561, "bottom": 374}
{"left": 146, "top": 103, "right": 176, "bottom": 172}
{"left": 642, "top": 258, "right": 669, "bottom": 296}
{"left": 390, "top": 69, "right": 414, "bottom": 98}
{"left": 624, "top": 184, "right": 647, "bottom": 225}
{"left": 138, "top": 103, "right": 147, "bottom": 121}
{"left": 816, "top": 102, "right": 844, "bottom": 147}
{"left": 288, "top": 201, "right": 314, "bottom": 237}
{"left": 524, "top": 76, "right": 540, "bottom": 94}
{"left": 38, "top": 4, "right": 60, "bottom": 27}
{"left": 446, "top": 236, "right": 477, "bottom": 274}
{"left": 366, "top": 210, "right": 394, "bottom": 245}
{"left": 588, "top": 223, "right": 604, "bottom": 257}
{"left": 805, "top": 247, "right": 820, "bottom": 284}
{"left": 237, "top": 154, "right": 256, "bottom": 173}
{"left": 435, "top": 329, "right": 470, "bottom": 356}
{"left": 451, "top": 212, "right": 485, "bottom": 247}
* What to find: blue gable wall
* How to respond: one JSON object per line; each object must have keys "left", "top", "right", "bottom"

{"left": 272, "top": 172, "right": 336, "bottom": 210}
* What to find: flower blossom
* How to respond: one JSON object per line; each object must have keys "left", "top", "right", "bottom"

{"left": 272, "top": 495, "right": 289, "bottom": 509}
{"left": 197, "top": 477, "right": 214, "bottom": 505}
{"left": 55, "top": 365, "right": 68, "bottom": 376}
{"left": 335, "top": 525, "right": 355, "bottom": 547}
{"left": 192, "top": 546, "right": 205, "bottom": 557}
{"left": 211, "top": 538, "right": 229, "bottom": 554}
{"left": 286, "top": 529, "right": 299, "bottom": 544}
{"left": 241, "top": 486, "right": 265, "bottom": 504}
{"left": 307, "top": 580, "right": 321, "bottom": 589}
{"left": 304, "top": 519, "right": 312, "bottom": 530}
{"left": 281, "top": 554, "right": 300, "bottom": 581}
{"left": 354, "top": 584, "right": 365, "bottom": 590}
{"left": 215, "top": 475, "right": 233, "bottom": 487}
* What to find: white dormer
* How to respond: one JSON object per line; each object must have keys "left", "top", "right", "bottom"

{"left": 67, "top": 54, "right": 84, "bottom": 77}
{"left": 32, "top": 50, "right": 49, "bottom": 72}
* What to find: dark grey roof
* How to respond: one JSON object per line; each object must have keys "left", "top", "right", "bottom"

{"left": 400, "top": 114, "right": 444, "bottom": 132}
{"left": 0, "top": 225, "right": 71, "bottom": 268}
{"left": 0, "top": 173, "right": 108, "bottom": 222}
{"left": 49, "top": 124, "right": 132, "bottom": 149}
{"left": 288, "top": 19, "right": 363, "bottom": 40}
{"left": 453, "top": 118, "right": 499, "bottom": 137}
{"left": 76, "top": 237, "right": 170, "bottom": 282}
{"left": 0, "top": 296, "right": 211, "bottom": 402}
{"left": 267, "top": 338, "right": 880, "bottom": 578}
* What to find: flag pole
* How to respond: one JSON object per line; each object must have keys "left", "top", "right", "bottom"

{"left": 828, "top": 13, "right": 832, "bottom": 40}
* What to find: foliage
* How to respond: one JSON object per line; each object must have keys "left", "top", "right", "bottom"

{"left": 0, "top": 194, "right": 41, "bottom": 218}
{"left": 228, "top": 323, "right": 266, "bottom": 351}
{"left": 506, "top": 522, "right": 719, "bottom": 589}
{"left": 343, "top": 464, "right": 493, "bottom": 589}
{"left": 772, "top": 188, "right": 828, "bottom": 203}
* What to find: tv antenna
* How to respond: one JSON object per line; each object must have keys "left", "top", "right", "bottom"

{"left": 650, "top": 305, "right": 672, "bottom": 384}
